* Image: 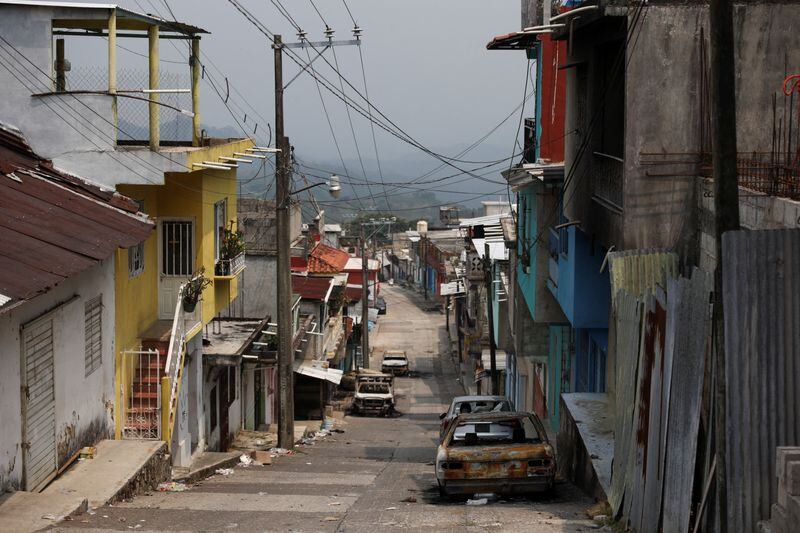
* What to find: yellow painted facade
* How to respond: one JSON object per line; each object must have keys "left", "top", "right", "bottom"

{"left": 113, "top": 139, "right": 254, "bottom": 437}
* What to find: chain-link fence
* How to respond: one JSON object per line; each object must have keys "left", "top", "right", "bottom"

{"left": 68, "top": 65, "right": 192, "bottom": 143}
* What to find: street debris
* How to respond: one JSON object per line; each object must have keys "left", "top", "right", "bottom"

{"left": 385, "top": 506, "right": 397, "bottom": 510}
{"left": 215, "top": 468, "right": 234, "bottom": 476}
{"left": 41, "top": 514, "right": 63, "bottom": 521}
{"left": 157, "top": 481, "right": 189, "bottom": 492}
{"left": 328, "top": 502, "right": 342, "bottom": 506}
{"left": 323, "top": 516, "right": 338, "bottom": 522}
{"left": 239, "top": 454, "right": 253, "bottom": 466}
{"left": 269, "top": 447, "right": 294, "bottom": 456}
{"left": 466, "top": 498, "right": 488, "bottom": 506}
{"left": 400, "top": 496, "right": 417, "bottom": 503}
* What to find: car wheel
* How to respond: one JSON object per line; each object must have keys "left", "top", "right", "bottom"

{"left": 545, "top": 477, "right": 557, "bottom": 498}
{"left": 437, "top": 483, "right": 447, "bottom": 499}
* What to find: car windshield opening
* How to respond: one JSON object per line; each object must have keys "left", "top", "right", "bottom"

{"left": 448, "top": 417, "right": 544, "bottom": 447}
{"left": 359, "top": 383, "right": 389, "bottom": 394}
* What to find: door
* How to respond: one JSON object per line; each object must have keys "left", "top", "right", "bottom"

{"left": 159, "top": 219, "right": 197, "bottom": 320}
{"left": 21, "top": 316, "right": 57, "bottom": 492}
{"left": 218, "top": 370, "right": 230, "bottom": 451}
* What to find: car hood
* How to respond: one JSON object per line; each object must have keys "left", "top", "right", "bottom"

{"left": 355, "top": 392, "right": 393, "bottom": 400}
{"left": 442, "top": 443, "right": 553, "bottom": 462}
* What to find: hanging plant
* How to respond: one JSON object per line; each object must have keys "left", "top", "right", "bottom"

{"left": 182, "top": 267, "right": 212, "bottom": 312}
{"left": 216, "top": 221, "right": 246, "bottom": 275}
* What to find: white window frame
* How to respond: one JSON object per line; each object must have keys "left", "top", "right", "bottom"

{"left": 84, "top": 295, "right": 102, "bottom": 377}
{"left": 214, "top": 198, "right": 227, "bottom": 262}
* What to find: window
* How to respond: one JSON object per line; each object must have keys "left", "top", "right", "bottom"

{"left": 214, "top": 199, "right": 227, "bottom": 262}
{"left": 162, "top": 220, "right": 194, "bottom": 276}
{"left": 84, "top": 296, "right": 102, "bottom": 377}
{"left": 128, "top": 200, "right": 145, "bottom": 278}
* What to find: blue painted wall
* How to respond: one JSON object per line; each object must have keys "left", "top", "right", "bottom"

{"left": 516, "top": 186, "right": 539, "bottom": 321}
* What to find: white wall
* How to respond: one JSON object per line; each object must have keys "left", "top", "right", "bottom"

{"left": 0, "top": 259, "right": 115, "bottom": 494}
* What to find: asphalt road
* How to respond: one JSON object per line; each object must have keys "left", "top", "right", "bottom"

{"left": 52, "top": 285, "right": 595, "bottom": 532}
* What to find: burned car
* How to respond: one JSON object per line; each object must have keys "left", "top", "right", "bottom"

{"left": 381, "top": 350, "right": 409, "bottom": 375}
{"left": 438, "top": 395, "right": 514, "bottom": 442}
{"left": 353, "top": 373, "right": 394, "bottom": 416}
{"left": 435, "top": 411, "right": 555, "bottom": 498}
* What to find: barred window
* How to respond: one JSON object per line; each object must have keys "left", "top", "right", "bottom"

{"left": 128, "top": 241, "right": 145, "bottom": 278}
{"left": 84, "top": 296, "right": 102, "bottom": 377}
{"left": 128, "top": 200, "right": 145, "bottom": 278}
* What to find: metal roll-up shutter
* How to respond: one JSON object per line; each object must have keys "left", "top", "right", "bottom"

{"left": 21, "top": 316, "right": 57, "bottom": 492}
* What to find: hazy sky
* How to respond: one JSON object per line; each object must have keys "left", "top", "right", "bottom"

{"left": 68, "top": 0, "right": 529, "bottom": 195}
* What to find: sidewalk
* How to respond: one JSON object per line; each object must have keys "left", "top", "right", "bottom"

{"left": 0, "top": 439, "right": 168, "bottom": 532}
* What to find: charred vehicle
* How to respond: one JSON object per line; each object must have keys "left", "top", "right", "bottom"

{"left": 353, "top": 373, "right": 394, "bottom": 416}
{"left": 380, "top": 350, "right": 409, "bottom": 375}
{"left": 435, "top": 411, "right": 555, "bottom": 498}
{"left": 438, "top": 395, "right": 514, "bottom": 442}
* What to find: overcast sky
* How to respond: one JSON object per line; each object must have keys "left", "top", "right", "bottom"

{"left": 70, "top": 0, "right": 529, "bottom": 193}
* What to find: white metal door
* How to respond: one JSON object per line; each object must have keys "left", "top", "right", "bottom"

{"left": 158, "top": 219, "right": 197, "bottom": 320}
{"left": 21, "top": 316, "right": 57, "bottom": 492}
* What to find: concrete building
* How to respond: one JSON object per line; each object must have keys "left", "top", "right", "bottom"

{"left": 0, "top": 124, "right": 152, "bottom": 494}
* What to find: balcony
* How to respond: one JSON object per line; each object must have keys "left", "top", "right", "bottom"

{"left": 592, "top": 153, "right": 624, "bottom": 212}
{"left": 214, "top": 252, "right": 246, "bottom": 279}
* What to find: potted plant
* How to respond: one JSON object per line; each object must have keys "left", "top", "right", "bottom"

{"left": 216, "top": 222, "right": 246, "bottom": 276}
{"left": 182, "top": 267, "right": 212, "bottom": 313}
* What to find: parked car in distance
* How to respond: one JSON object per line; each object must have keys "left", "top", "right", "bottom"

{"left": 435, "top": 411, "right": 555, "bottom": 498}
{"left": 376, "top": 296, "right": 387, "bottom": 315}
{"left": 353, "top": 373, "right": 394, "bottom": 416}
{"left": 381, "top": 350, "right": 409, "bottom": 375}
{"left": 439, "top": 395, "right": 514, "bottom": 442}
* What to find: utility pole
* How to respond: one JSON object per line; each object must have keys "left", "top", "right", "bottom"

{"left": 484, "top": 242, "right": 498, "bottom": 395}
{"left": 710, "top": 0, "right": 740, "bottom": 528}
{"left": 360, "top": 225, "right": 370, "bottom": 369}
{"left": 274, "top": 34, "right": 294, "bottom": 450}
{"left": 423, "top": 236, "right": 429, "bottom": 301}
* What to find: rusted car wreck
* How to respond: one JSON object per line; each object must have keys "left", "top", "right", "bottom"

{"left": 435, "top": 411, "right": 555, "bottom": 497}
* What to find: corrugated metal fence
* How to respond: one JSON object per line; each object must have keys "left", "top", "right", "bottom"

{"left": 723, "top": 229, "right": 800, "bottom": 532}
{"left": 608, "top": 250, "right": 712, "bottom": 532}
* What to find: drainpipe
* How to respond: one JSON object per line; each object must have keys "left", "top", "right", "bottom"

{"left": 148, "top": 25, "right": 160, "bottom": 151}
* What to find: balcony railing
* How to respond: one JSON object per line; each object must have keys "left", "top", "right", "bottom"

{"left": 699, "top": 153, "right": 800, "bottom": 200}
{"left": 215, "top": 252, "right": 246, "bottom": 278}
{"left": 592, "top": 153, "right": 623, "bottom": 211}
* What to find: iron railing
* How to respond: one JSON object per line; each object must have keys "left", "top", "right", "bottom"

{"left": 215, "top": 252, "right": 246, "bottom": 277}
{"left": 700, "top": 152, "right": 800, "bottom": 200}
{"left": 592, "top": 153, "right": 624, "bottom": 210}
{"left": 121, "top": 349, "right": 162, "bottom": 440}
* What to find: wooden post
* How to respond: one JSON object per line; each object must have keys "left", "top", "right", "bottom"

{"left": 274, "top": 35, "right": 295, "bottom": 450}
{"left": 710, "top": 0, "right": 740, "bottom": 528}
{"left": 191, "top": 38, "right": 201, "bottom": 147}
{"left": 161, "top": 376, "right": 171, "bottom": 448}
{"left": 55, "top": 39, "right": 65, "bottom": 92}
{"left": 148, "top": 25, "right": 160, "bottom": 151}
{"left": 361, "top": 226, "right": 370, "bottom": 369}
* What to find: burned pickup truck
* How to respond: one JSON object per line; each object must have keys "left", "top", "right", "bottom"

{"left": 352, "top": 372, "right": 394, "bottom": 416}
{"left": 435, "top": 411, "right": 555, "bottom": 498}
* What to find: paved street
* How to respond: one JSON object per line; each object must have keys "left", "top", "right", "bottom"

{"left": 53, "top": 286, "right": 594, "bottom": 533}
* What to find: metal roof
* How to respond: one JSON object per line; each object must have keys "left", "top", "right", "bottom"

{"left": 0, "top": 123, "right": 153, "bottom": 303}
{"left": 486, "top": 31, "right": 542, "bottom": 50}
{"left": 291, "top": 274, "right": 334, "bottom": 302}
{"left": 0, "top": 1, "right": 208, "bottom": 34}
{"left": 307, "top": 243, "right": 349, "bottom": 274}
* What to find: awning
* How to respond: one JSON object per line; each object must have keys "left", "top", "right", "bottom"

{"left": 293, "top": 358, "right": 343, "bottom": 385}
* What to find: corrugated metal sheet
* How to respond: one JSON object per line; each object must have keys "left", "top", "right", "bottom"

{"left": 609, "top": 290, "right": 642, "bottom": 514}
{"left": 662, "top": 269, "right": 711, "bottom": 533}
{"left": 608, "top": 250, "right": 678, "bottom": 305}
{"left": 0, "top": 125, "right": 153, "bottom": 302}
{"left": 722, "top": 229, "right": 800, "bottom": 533}
{"left": 291, "top": 275, "right": 334, "bottom": 301}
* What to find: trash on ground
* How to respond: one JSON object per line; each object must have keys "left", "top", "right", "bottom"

{"left": 328, "top": 502, "right": 342, "bottom": 506}
{"left": 269, "top": 447, "right": 294, "bottom": 456}
{"left": 215, "top": 468, "right": 234, "bottom": 476}
{"left": 466, "top": 498, "right": 488, "bottom": 506}
{"left": 41, "top": 514, "right": 63, "bottom": 521}
{"left": 157, "top": 481, "right": 189, "bottom": 492}
{"left": 400, "top": 496, "right": 417, "bottom": 503}
{"left": 323, "top": 517, "right": 338, "bottom": 522}
{"left": 385, "top": 506, "right": 397, "bottom": 510}
{"left": 79, "top": 446, "right": 97, "bottom": 459}
{"left": 239, "top": 454, "right": 253, "bottom": 466}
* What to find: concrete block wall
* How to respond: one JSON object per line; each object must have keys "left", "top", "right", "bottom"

{"left": 761, "top": 447, "right": 800, "bottom": 533}
{"left": 697, "top": 178, "right": 800, "bottom": 272}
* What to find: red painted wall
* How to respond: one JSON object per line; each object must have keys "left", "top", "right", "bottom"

{"left": 538, "top": 34, "right": 567, "bottom": 163}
